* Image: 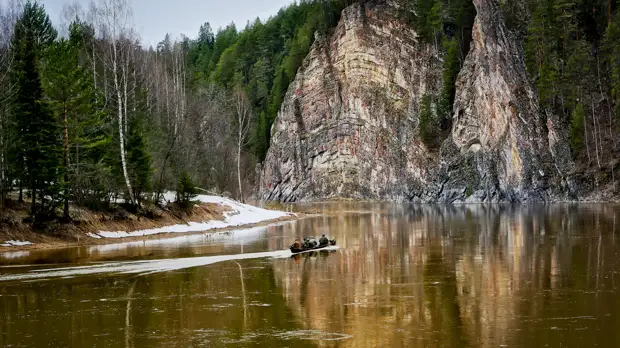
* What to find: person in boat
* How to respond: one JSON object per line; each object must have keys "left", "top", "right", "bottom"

{"left": 292, "top": 238, "right": 302, "bottom": 250}
{"left": 319, "top": 234, "right": 329, "bottom": 247}
{"left": 303, "top": 236, "right": 318, "bottom": 248}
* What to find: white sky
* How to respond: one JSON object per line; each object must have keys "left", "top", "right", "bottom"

{"left": 1, "top": 0, "right": 295, "bottom": 47}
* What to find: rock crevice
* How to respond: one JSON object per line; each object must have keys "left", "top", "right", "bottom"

{"left": 434, "top": 0, "right": 573, "bottom": 203}
{"left": 259, "top": 0, "right": 573, "bottom": 203}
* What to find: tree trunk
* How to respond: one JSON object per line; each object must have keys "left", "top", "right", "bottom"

{"left": 582, "top": 90, "right": 591, "bottom": 164}
{"left": 113, "top": 40, "right": 135, "bottom": 205}
{"left": 103, "top": 60, "right": 108, "bottom": 105}
{"left": 165, "top": 60, "right": 170, "bottom": 133}
{"left": 122, "top": 54, "right": 129, "bottom": 135}
{"left": 92, "top": 40, "right": 97, "bottom": 90}
{"left": 584, "top": 112, "right": 591, "bottom": 164}
{"left": 76, "top": 143, "right": 81, "bottom": 205}
{"left": 173, "top": 48, "right": 179, "bottom": 136}
{"left": 237, "top": 140, "right": 243, "bottom": 203}
{"left": 31, "top": 187, "right": 36, "bottom": 219}
{"left": 63, "top": 104, "right": 69, "bottom": 220}
{"left": 132, "top": 50, "right": 136, "bottom": 114}
{"left": 0, "top": 110, "right": 4, "bottom": 210}
{"left": 596, "top": 54, "right": 613, "bottom": 138}
{"left": 591, "top": 100, "right": 602, "bottom": 169}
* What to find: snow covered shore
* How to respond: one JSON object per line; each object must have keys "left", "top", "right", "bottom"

{"left": 0, "top": 240, "right": 33, "bottom": 247}
{"left": 88, "top": 195, "right": 292, "bottom": 239}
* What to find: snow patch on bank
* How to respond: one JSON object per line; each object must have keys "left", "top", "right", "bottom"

{"left": 90, "top": 195, "right": 292, "bottom": 239}
{"left": 1, "top": 240, "right": 33, "bottom": 247}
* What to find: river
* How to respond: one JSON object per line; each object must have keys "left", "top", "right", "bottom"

{"left": 1, "top": 203, "right": 619, "bottom": 347}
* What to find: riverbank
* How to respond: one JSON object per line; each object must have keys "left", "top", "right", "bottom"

{"left": 0, "top": 195, "right": 298, "bottom": 253}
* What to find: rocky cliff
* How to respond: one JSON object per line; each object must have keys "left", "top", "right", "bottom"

{"left": 258, "top": 1, "right": 441, "bottom": 202}
{"left": 413, "top": 0, "right": 574, "bottom": 203}
{"left": 258, "top": 0, "right": 574, "bottom": 203}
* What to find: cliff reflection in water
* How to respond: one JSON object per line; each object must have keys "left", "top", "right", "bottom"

{"left": 1, "top": 204, "right": 619, "bottom": 347}
{"left": 271, "top": 204, "right": 620, "bottom": 347}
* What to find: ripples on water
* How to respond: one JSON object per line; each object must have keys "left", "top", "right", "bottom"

{"left": 0, "top": 203, "right": 619, "bottom": 347}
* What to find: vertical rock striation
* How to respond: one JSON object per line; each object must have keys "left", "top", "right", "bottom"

{"left": 431, "top": 0, "right": 573, "bottom": 203}
{"left": 259, "top": 1, "right": 441, "bottom": 202}
{"left": 259, "top": 0, "right": 574, "bottom": 203}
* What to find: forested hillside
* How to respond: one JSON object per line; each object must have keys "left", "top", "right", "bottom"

{"left": 411, "top": 0, "right": 620, "bottom": 175}
{"left": 0, "top": 0, "right": 359, "bottom": 224}
{"left": 0, "top": 0, "right": 619, "bottom": 224}
{"left": 520, "top": 0, "right": 619, "bottom": 184}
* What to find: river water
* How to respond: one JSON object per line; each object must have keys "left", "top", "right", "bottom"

{"left": 1, "top": 203, "right": 619, "bottom": 347}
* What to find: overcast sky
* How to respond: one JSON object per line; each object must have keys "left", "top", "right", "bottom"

{"left": 2, "top": 0, "right": 294, "bottom": 47}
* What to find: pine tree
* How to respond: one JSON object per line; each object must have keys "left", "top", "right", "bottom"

{"left": 212, "top": 46, "right": 237, "bottom": 87}
{"left": 65, "top": 23, "right": 110, "bottom": 207}
{"left": 554, "top": 0, "right": 579, "bottom": 55}
{"left": 526, "top": 1, "right": 555, "bottom": 80}
{"left": 248, "top": 58, "right": 272, "bottom": 110}
{"left": 419, "top": 94, "right": 440, "bottom": 148}
{"left": 414, "top": 0, "right": 438, "bottom": 42}
{"left": 440, "top": 38, "right": 460, "bottom": 130}
{"left": 451, "top": 0, "right": 476, "bottom": 59}
{"left": 564, "top": 40, "right": 592, "bottom": 110}
{"left": 42, "top": 32, "right": 99, "bottom": 219}
{"left": 570, "top": 103, "right": 586, "bottom": 156}
{"left": 11, "top": 1, "right": 62, "bottom": 222}
{"left": 427, "top": 1, "right": 442, "bottom": 50}
{"left": 176, "top": 170, "right": 197, "bottom": 210}
{"left": 537, "top": 57, "right": 559, "bottom": 108}
{"left": 127, "top": 114, "right": 152, "bottom": 208}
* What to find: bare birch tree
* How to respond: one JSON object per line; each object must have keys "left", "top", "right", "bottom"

{"left": 93, "top": 0, "right": 135, "bottom": 203}
{"left": 234, "top": 87, "right": 252, "bottom": 202}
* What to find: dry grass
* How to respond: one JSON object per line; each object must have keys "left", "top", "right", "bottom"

{"left": 0, "top": 199, "right": 236, "bottom": 251}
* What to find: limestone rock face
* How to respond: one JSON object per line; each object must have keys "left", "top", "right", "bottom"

{"left": 259, "top": 0, "right": 574, "bottom": 203}
{"left": 431, "top": 0, "right": 573, "bottom": 202}
{"left": 258, "top": 1, "right": 441, "bottom": 202}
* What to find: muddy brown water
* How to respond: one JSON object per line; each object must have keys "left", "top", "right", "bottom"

{"left": 1, "top": 203, "right": 619, "bottom": 347}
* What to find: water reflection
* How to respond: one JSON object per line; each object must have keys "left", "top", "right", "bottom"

{"left": 271, "top": 204, "right": 620, "bottom": 347}
{"left": 0, "top": 204, "right": 619, "bottom": 347}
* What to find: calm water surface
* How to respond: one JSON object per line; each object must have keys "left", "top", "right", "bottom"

{"left": 1, "top": 203, "right": 619, "bottom": 347}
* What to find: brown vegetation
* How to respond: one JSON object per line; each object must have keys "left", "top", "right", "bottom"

{"left": 0, "top": 199, "right": 296, "bottom": 252}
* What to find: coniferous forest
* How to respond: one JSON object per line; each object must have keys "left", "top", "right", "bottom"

{"left": 0, "top": 0, "right": 619, "bottom": 225}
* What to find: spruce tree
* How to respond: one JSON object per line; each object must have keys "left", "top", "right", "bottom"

{"left": 526, "top": 1, "right": 555, "bottom": 86}
{"left": 564, "top": 40, "right": 592, "bottom": 110}
{"left": 440, "top": 38, "right": 461, "bottom": 130}
{"left": 176, "top": 170, "right": 197, "bottom": 210}
{"left": 570, "top": 103, "right": 585, "bottom": 156}
{"left": 42, "top": 29, "right": 99, "bottom": 219}
{"left": 11, "top": 1, "right": 62, "bottom": 222}
{"left": 127, "top": 115, "right": 152, "bottom": 208}
{"left": 419, "top": 94, "right": 440, "bottom": 148}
